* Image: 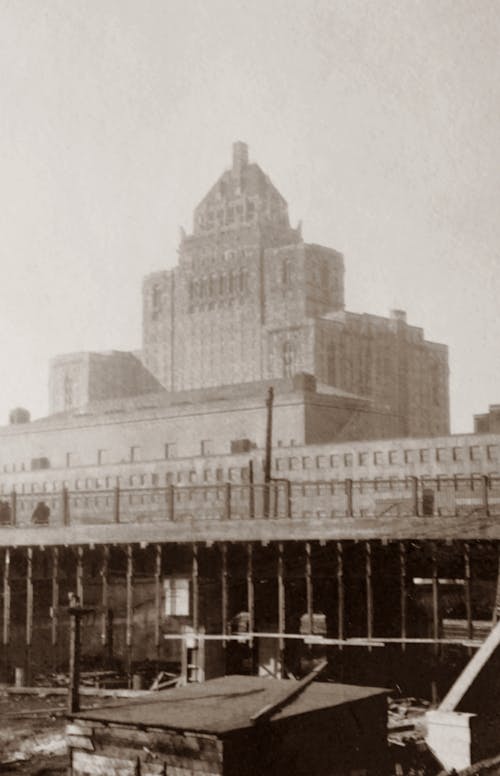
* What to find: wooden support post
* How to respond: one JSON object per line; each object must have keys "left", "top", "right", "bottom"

{"left": 366, "top": 542, "right": 373, "bottom": 650}
{"left": 248, "top": 461, "right": 255, "bottom": 519}
{"left": 247, "top": 544, "right": 254, "bottom": 646}
{"left": 68, "top": 602, "right": 81, "bottom": 714}
{"left": 224, "top": 483, "right": 231, "bottom": 521}
{"left": 192, "top": 544, "right": 199, "bottom": 633}
{"left": 101, "top": 546, "right": 112, "bottom": 663}
{"left": 345, "top": 479, "right": 353, "bottom": 517}
{"left": 51, "top": 547, "right": 59, "bottom": 647}
{"left": 431, "top": 542, "right": 440, "bottom": 704}
{"left": 221, "top": 544, "right": 228, "bottom": 647}
{"left": 154, "top": 544, "right": 162, "bottom": 660}
{"left": 464, "top": 542, "right": 473, "bottom": 653}
{"left": 336, "top": 542, "right": 344, "bottom": 647}
{"left": 399, "top": 542, "right": 407, "bottom": 651}
{"left": 2, "top": 549, "right": 10, "bottom": 647}
{"left": 113, "top": 484, "right": 120, "bottom": 523}
{"left": 305, "top": 542, "right": 313, "bottom": 635}
{"left": 76, "top": 547, "right": 84, "bottom": 604}
{"left": 126, "top": 545, "right": 133, "bottom": 684}
{"left": 67, "top": 598, "right": 94, "bottom": 714}
{"left": 277, "top": 542, "right": 285, "bottom": 676}
{"left": 10, "top": 490, "right": 16, "bottom": 526}
{"left": 25, "top": 548, "right": 33, "bottom": 683}
{"left": 432, "top": 544, "right": 439, "bottom": 645}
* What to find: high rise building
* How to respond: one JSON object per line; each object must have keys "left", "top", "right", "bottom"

{"left": 142, "top": 142, "right": 449, "bottom": 437}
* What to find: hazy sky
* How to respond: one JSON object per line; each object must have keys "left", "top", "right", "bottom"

{"left": 0, "top": 0, "right": 499, "bottom": 432}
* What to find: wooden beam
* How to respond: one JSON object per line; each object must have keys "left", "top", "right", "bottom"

{"left": 76, "top": 546, "right": 84, "bottom": 604}
{"left": 154, "top": 544, "right": 162, "bottom": 654}
{"left": 126, "top": 545, "right": 133, "bottom": 682}
{"left": 305, "top": 542, "right": 313, "bottom": 635}
{"left": 26, "top": 547, "right": 33, "bottom": 683}
{"left": 221, "top": 543, "right": 228, "bottom": 646}
{"left": 51, "top": 547, "right": 59, "bottom": 647}
{"left": 101, "top": 546, "right": 109, "bottom": 647}
{"left": 432, "top": 543, "right": 439, "bottom": 646}
{"left": 192, "top": 544, "right": 199, "bottom": 632}
{"left": 399, "top": 542, "right": 407, "bottom": 651}
{"left": 277, "top": 542, "right": 285, "bottom": 674}
{"left": 26, "top": 548, "right": 33, "bottom": 648}
{"left": 366, "top": 542, "right": 373, "bottom": 649}
{"left": 247, "top": 543, "right": 254, "bottom": 646}
{"left": 2, "top": 548, "right": 10, "bottom": 646}
{"left": 464, "top": 543, "right": 473, "bottom": 648}
{"left": 336, "top": 542, "right": 344, "bottom": 647}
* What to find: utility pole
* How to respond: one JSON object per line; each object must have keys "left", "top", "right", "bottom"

{"left": 263, "top": 387, "right": 274, "bottom": 517}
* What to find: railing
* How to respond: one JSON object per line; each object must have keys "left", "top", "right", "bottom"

{"left": 0, "top": 475, "right": 499, "bottom": 528}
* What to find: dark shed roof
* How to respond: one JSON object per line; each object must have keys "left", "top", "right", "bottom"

{"left": 73, "top": 675, "right": 387, "bottom": 735}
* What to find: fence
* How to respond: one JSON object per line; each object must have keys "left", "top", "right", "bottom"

{"left": 0, "top": 474, "right": 499, "bottom": 528}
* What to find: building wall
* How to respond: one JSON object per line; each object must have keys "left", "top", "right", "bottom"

{"left": 315, "top": 310, "right": 449, "bottom": 438}
{"left": 0, "top": 390, "right": 498, "bottom": 497}
{"left": 49, "top": 351, "right": 163, "bottom": 414}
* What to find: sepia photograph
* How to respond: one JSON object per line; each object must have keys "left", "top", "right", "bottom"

{"left": 0, "top": 1, "right": 500, "bottom": 773}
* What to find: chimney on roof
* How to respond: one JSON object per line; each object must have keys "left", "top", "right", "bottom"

{"left": 232, "top": 141, "right": 248, "bottom": 177}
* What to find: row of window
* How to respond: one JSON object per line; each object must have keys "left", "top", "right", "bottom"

{"left": 276, "top": 445, "right": 498, "bottom": 470}
{"left": 2, "top": 443, "right": 498, "bottom": 479}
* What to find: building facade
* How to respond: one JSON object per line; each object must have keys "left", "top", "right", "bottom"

{"left": 141, "top": 142, "right": 449, "bottom": 438}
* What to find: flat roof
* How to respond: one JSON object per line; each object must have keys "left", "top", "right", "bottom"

{"left": 73, "top": 675, "right": 387, "bottom": 735}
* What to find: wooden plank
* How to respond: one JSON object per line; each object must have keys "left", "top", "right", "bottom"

{"left": 1, "top": 513, "right": 500, "bottom": 547}
{"left": 67, "top": 733, "right": 94, "bottom": 751}
{"left": 440, "top": 619, "right": 500, "bottom": 711}
{"left": 3, "top": 548, "right": 10, "bottom": 645}
{"left": 66, "top": 723, "right": 94, "bottom": 736}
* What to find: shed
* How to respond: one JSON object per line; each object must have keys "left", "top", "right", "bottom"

{"left": 67, "top": 675, "right": 388, "bottom": 776}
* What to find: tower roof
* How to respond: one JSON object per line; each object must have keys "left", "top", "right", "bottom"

{"left": 192, "top": 142, "right": 290, "bottom": 234}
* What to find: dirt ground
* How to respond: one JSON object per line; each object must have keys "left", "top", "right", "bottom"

{"left": 0, "top": 691, "right": 69, "bottom": 775}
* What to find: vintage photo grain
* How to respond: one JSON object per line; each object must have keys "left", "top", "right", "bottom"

{"left": 0, "top": 1, "right": 499, "bottom": 773}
